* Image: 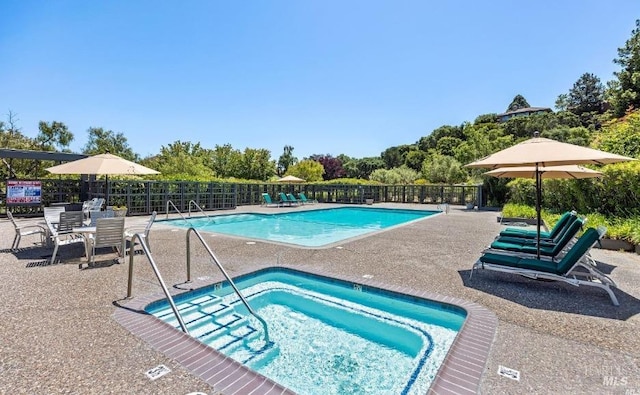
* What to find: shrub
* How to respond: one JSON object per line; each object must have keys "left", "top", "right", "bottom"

{"left": 501, "top": 203, "right": 537, "bottom": 219}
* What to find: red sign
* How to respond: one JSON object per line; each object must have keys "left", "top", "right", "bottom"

{"left": 6, "top": 180, "right": 42, "bottom": 205}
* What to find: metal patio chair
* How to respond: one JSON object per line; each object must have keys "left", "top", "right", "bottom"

{"left": 49, "top": 211, "right": 85, "bottom": 264}
{"left": 83, "top": 217, "right": 125, "bottom": 268}
{"left": 124, "top": 211, "right": 156, "bottom": 255}
{"left": 7, "top": 211, "right": 47, "bottom": 250}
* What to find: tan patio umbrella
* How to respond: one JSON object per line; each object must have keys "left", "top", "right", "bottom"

{"left": 466, "top": 135, "right": 633, "bottom": 169}
{"left": 276, "top": 175, "right": 305, "bottom": 183}
{"left": 484, "top": 165, "right": 603, "bottom": 179}
{"left": 467, "top": 133, "right": 635, "bottom": 258}
{"left": 484, "top": 165, "right": 603, "bottom": 239}
{"left": 46, "top": 153, "right": 160, "bottom": 205}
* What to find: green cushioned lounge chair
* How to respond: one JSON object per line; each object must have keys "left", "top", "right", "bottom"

{"left": 286, "top": 193, "right": 302, "bottom": 205}
{"left": 489, "top": 217, "right": 585, "bottom": 260}
{"left": 499, "top": 211, "right": 575, "bottom": 240}
{"left": 472, "top": 227, "right": 618, "bottom": 305}
{"left": 261, "top": 193, "right": 281, "bottom": 207}
{"left": 298, "top": 192, "right": 317, "bottom": 204}
{"left": 278, "top": 192, "right": 298, "bottom": 206}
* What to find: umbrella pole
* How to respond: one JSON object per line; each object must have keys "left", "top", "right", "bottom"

{"left": 536, "top": 163, "right": 541, "bottom": 259}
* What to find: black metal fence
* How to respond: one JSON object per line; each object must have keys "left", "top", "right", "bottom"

{"left": 2, "top": 179, "right": 482, "bottom": 216}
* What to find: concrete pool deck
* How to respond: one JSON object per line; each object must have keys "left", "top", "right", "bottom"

{"left": 1, "top": 204, "right": 639, "bottom": 394}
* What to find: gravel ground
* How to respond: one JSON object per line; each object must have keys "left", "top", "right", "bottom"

{"left": 1, "top": 204, "right": 639, "bottom": 394}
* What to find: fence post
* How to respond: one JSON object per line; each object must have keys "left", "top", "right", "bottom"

{"left": 180, "top": 182, "right": 185, "bottom": 211}
{"left": 233, "top": 184, "right": 237, "bottom": 208}
{"left": 146, "top": 182, "right": 151, "bottom": 214}
{"left": 126, "top": 182, "right": 132, "bottom": 212}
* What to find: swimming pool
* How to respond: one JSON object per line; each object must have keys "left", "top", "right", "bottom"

{"left": 162, "top": 207, "right": 439, "bottom": 247}
{"left": 145, "top": 267, "right": 466, "bottom": 394}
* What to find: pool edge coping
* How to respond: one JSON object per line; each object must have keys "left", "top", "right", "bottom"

{"left": 155, "top": 206, "right": 444, "bottom": 250}
{"left": 113, "top": 263, "right": 497, "bottom": 395}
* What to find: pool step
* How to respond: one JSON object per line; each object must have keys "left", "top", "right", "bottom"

{"left": 201, "top": 325, "right": 261, "bottom": 352}
{"left": 188, "top": 313, "right": 249, "bottom": 339}
{"left": 154, "top": 295, "right": 223, "bottom": 318}
{"left": 158, "top": 296, "right": 237, "bottom": 329}
{"left": 153, "top": 297, "right": 270, "bottom": 363}
{"left": 242, "top": 341, "right": 280, "bottom": 367}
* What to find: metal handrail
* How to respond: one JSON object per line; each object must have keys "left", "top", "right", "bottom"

{"left": 186, "top": 227, "right": 270, "bottom": 342}
{"left": 165, "top": 200, "right": 189, "bottom": 222}
{"left": 188, "top": 200, "right": 211, "bottom": 219}
{"left": 126, "top": 233, "right": 190, "bottom": 335}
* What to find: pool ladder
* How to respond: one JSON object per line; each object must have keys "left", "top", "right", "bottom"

{"left": 125, "top": 228, "right": 270, "bottom": 343}
{"left": 186, "top": 228, "right": 270, "bottom": 343}
{"left": 165, "top": 199, "right": 214, "bottom": 222}
{"left": 126, "top": 232, "right": 191, "bottom": 334}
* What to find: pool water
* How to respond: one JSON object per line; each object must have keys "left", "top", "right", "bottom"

{"left": 163, "top": 207, "right": 438, "bottom": 247}
{"left": 146, "top": 268, "right": 465, "bottom": 394}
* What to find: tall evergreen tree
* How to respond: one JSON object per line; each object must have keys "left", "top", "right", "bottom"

{"left": 607, "top": 19, "right": 640, "bottom": 117}
{"left": 566, "top": 73, "right": 605, "bottom": 115}
{"left": 277, "top": 145, "right": 297, "bottom": 176}
{"left": 506, "top": 94, "right": 531, "bottom": 112}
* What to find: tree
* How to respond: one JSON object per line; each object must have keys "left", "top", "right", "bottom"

{"left": 607, "top": 19, "right": 640, "bottom": 117}
{"left": 211, "top": 144, "right": 242, "bottom": 178}
{"left": 309, "top": 154, "right": 345, "bottom": 180}
{"left": 555, "top": 94, "right": 569, "bottom": 112}
{"left": 36, "top": 121, "right": 74, "bottom": 151}
{"left": 237, "top": 148, "right": 275, "bottom": 180}
{"left": 0, "top": 111, "right": 31, "bottom": 150}
{"left": 506, "top": 94, "right": 530, "bottom": 112}
{"left": 542, "top": 126, "right": 591, "bottom": 146}
{"left": 474, "top": 113, "right": 498, "bottom": 124}
{"left": 381, "top": 145, "right": 413, "bottom": 169}
{"left": 340, "top": 157, "right": 359, "bottom": 179}
{"left": 421, "top": 154, "right": 467, "bottom": 184}
{"left": 592, "top": 110, "right": 640, "bottom": 158}
{"left": 404, "top": 150, "right": 427, "bottom": 171}
{"left": 286, "top": 159, "right": 324, "bottom": 181}
{"left": 563, "top": 73, "right": 605, "bottom": 115}
{"left": 435, "top": 136, "right": 462, "bottom": 157}
{"left": 83, "top": 127, "right": 139, "bottom": 161}
{"left": 0, "top": 111, "right": 37, "bottom": 179}
{"left": 417, "top": 125, "right": 464, "bottom": 151}
{"left": 370, "top": 166, "right": 419, "bottom": 184}
{"left": 277, "top": 145, "right": 297, "bottom": 176}
{"left": 357, "top": 157, "right": 385, "bottom": 179}
{"left": 144, "top": 141, "right": 215, "bottom": 181}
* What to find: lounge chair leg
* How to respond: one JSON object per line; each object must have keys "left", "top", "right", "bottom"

{"left": 607, "top": 288, "right": 620, "bottom": 306}
{"left": 470, "top": 260, "right": 482, "bottom": 279}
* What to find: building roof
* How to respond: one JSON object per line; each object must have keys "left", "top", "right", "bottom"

{"left": 497, "top": 107, "right": 552, "bottom": 117}
{"left": 0, "top": 148, "right": 87, "bottom": 162}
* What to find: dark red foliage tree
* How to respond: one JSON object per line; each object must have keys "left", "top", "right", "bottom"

{"left": 309, "top": 154, "right": 346, "bottom": 180}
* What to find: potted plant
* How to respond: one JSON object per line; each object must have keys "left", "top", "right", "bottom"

{"left": 112, "top": 205, "right": 128, "bottom": 217}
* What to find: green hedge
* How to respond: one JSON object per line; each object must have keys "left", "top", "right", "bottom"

{"left": 501, "top": 203, "right": 640, "bottom": 244}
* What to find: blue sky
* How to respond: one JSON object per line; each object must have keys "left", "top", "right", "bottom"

{"left": 1, "top": 1, "right": 638, "bottom": 161}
